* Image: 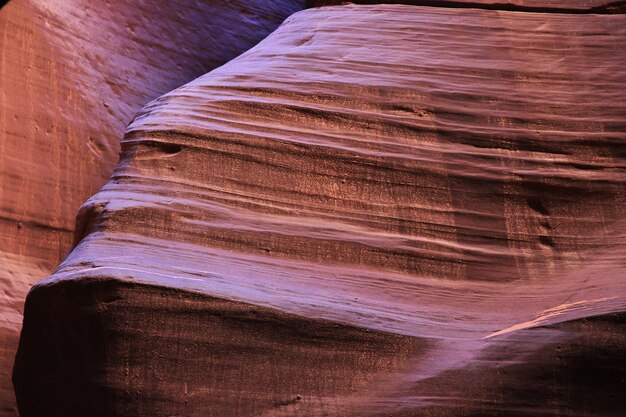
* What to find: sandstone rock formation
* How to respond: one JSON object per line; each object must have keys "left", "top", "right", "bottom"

{"left": 12, "top": 3, "right": 626, "bottom": 416}
{"left": 310, "top": 0, "right": 626, "bottom": 12}
{"left": 0, "top": 1, "right": 303, "bottom": 415}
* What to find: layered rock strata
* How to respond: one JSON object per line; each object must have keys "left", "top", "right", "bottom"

{"left": 13, "top": 3, "right": 626, "bottom": 417}
{"left": 0, "top": 1, "right": 303, "bottom": 414}
{"left": 310, "top": 0, "right": 626, "bottom": 13}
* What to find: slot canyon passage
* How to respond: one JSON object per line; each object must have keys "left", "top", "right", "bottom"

{"left": 2, "top": 1, "right": 625, "bottom": 416}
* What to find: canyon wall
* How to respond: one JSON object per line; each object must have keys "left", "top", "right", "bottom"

{"left": 310, "top": 0, "right": 626, "bottom": 12}
{"left": 0, "top": 1, "right": 303, "bottom": 415}
{"left": 13, "top": 4, "right": 626, "bottom": 416}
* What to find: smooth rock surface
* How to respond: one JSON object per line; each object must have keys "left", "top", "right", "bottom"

{"left": 13, "top": 3, "right": 626, "bottom": 417}
{"left": 0, "top": 1, "right": 303, "bottom": 415}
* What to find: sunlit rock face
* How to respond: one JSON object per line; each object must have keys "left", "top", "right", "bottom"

{"left": 12, "top": 3, "right": 626, "bottom": 417}
{"left": 0, "top": 1, "right": 303, "bottom": 415}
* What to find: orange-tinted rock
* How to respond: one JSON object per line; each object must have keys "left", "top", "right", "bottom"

{"left": 0, "top": 1, "right": 302, "bottom": 415}
{"left": 12, "top": 3, "right": 626, "bottom": 417}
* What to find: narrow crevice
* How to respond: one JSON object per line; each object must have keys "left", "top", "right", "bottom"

{"left": 158, "top": 142, "right": 182, "bottom": 155}
{"left": 307, "top": 0, "right": 626, "bottom": 14}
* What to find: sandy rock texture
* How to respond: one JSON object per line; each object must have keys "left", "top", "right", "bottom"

{"left": 12, "top": 3, "right": 626, "bottom": 417}
{"left": 310, "top": 0, "right": 626, "bottom": 12}
{"left": 0, "top": 1, "right": 303, "bottom": 415}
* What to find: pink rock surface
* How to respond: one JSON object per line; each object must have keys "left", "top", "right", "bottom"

{"left": 13, "top": 4, "right": 626, "bottom": 416}
{"left": 310, "top": 0, "right": 625, "bottom": 12}
{"left": 0, "top": 1, "right": 302, "bottom": 415}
